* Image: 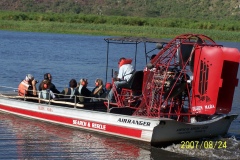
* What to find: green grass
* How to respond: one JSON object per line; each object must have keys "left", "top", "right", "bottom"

{"left": 0, "top": 19, "right": 240, "bottom": 42}
{"left": 0, "top": 11, "right": 239, "bottom": 41}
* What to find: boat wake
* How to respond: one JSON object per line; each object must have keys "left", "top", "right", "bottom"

{"left": 162, "top": 136, "right": 240, "bottom": 159}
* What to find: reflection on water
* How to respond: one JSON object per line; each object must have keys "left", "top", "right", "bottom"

{"left": 0, "top": 113, "right": 152, "bottom": 159}
{"left": 1, "top": 112, "right": 239, "bottom": 160}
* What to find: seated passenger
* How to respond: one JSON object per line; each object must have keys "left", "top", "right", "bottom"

{"left": 39, "top": 73, "right": 60, "bottom": 96}
{"left": 38, "top": 80, "right": 56, "bottom": 102}
{"left": 61, "top": 79, "right": 77, "bottom": 99}
{"left": 18, "top": 74, "right": 37, "bottom": 97}
{"left": 75, "top": 79, "right": 91, "bottom": 102}
{"left": 108, "top": 57, "right": 134, "bottom": 102}
{"left": 91, "top": 78, "right": 105, "bottom": 101}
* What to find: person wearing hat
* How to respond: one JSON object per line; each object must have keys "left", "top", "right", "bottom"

{"left": 108, "top": 57, "right": 134, "bottom": 102}
{"left": 18, "top": 74, "right": 37, "bottom": 97}
{"left": 38, "top": 73, "right": 60, "bottom": 95}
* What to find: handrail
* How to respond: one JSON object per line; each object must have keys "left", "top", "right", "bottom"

{"left": 0, "top": 86, "right": 109, "bottom": 109}
{"left": 0, "top": 92, "right": 108, "bottom": 108}
{"left": 0, "top": 93, "right": 85, "bottom": 108}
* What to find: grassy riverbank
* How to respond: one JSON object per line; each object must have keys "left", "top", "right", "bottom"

{"left": 0, "top": 11, "right": 239, "bottom": 41}
{"left": 1, "top": 20, "right": 240, "bottom": 42}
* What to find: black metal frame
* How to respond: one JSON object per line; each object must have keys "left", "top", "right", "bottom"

{"left": 104, "top": 36, "right": 168, "bottom": 83}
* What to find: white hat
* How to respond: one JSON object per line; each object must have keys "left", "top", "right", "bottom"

{"left": 25, "top": 74, "right": 34, "bottom": 81}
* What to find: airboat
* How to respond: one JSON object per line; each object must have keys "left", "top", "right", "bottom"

{"left": 0, "top": 34, "right": 239, "bottom": 146}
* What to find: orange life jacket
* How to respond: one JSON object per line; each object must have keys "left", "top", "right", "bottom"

{"left": 18, "top": 80, "right": 30, "bottom": 96}
{"left": 119, "top": 59, "right": 132, "bottom": 67}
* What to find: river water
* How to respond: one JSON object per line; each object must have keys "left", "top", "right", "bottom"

{"left": 0, "top": 30, "right": 239, "bottom": 159}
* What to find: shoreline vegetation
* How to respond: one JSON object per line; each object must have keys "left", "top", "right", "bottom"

{"left": 0, "top": 11, "right": 240, "bottom": 42}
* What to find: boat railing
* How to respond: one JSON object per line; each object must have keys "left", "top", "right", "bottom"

{"left": 0, "top": 85, "right": 110, "bottom": 111}
{"left": 54, "top": 93, "right": 110, "bottom": 111}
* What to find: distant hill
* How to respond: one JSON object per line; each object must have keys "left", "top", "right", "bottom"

{"left": 0, "top": 0, "right": 239, "bottom": 20}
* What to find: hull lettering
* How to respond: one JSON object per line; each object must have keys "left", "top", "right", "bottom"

{"left": 117, "top": 118, "right": 151, "bottom": 126}
{"left": 73, "top": 120, "right": 106, "bottom": 130}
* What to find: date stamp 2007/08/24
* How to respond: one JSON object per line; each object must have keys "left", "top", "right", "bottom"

{"left": 180, "top": 141, "right": 227, "bottom": 149}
